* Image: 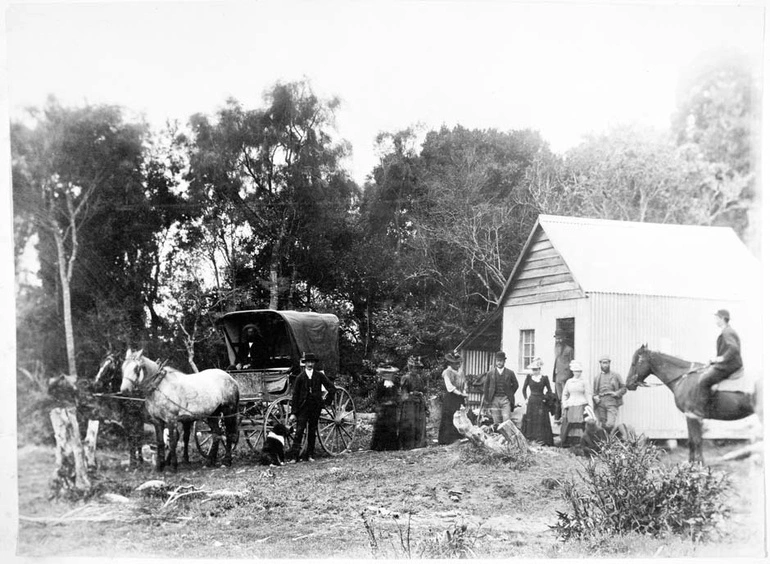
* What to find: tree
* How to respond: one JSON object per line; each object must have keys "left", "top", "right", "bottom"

{"left": 12, "top": 99, "right": 149, "bottom": 375}
{"left": 671, "top": 53, "right": 758, "bottom": 237}
{"left": 526, "top": 125, "right": 706, "bottom": 224}
{"left": 414, "top": 126, "right": 545, "bottom": 306}
{"left": 185, "top": 80, "right": 356, "bottom": 310}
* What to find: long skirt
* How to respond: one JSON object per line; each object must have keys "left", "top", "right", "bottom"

{"left": 371, "top": 401, "right": 400, "bottom": 451}
{"left": 398, "top": 394, "right": 427, "bottom": 449}
{"left": 560, "top": 404, "right": 586, "bottom": 447}
{"left": 522, "top": 394, "right": 554, "bottom": 446}
{"left": 438, "top": 392, "right": 465, "bottom": 445}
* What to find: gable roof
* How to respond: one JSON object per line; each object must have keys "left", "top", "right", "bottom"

{"left": 500, "top": 215, "right": 759, "bottom": 302}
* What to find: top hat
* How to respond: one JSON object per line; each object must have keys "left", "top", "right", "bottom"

{"left": 301, "top": 352, "right": 319, "bottom": 363}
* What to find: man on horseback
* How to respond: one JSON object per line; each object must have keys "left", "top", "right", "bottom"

{"left": 688, "top": 309, "right": 743, "bottom": 418}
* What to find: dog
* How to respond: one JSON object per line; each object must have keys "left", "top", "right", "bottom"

{"left": 260, "top": 422, "right": 292, "bottom": 466}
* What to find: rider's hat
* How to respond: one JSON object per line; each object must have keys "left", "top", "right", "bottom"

{"left": 714, "top": 309, "right": 731, "bottom": 321}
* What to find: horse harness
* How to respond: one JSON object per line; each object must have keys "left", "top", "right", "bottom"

{"left": 126, "top": 358, "right": 239, "bottom": 421}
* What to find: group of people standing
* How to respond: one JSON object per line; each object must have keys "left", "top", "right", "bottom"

{"left": 434, "top": 332, "right": 628, "bottom": 448}
{"left": 370, "top": 356, "right": 429, "bottom": 451}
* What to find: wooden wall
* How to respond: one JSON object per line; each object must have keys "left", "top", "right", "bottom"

{"left": 504, "top": 227, "right": 584, "bottom": 307}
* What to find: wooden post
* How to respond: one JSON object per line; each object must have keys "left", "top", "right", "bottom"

{"left": 50, "top": 407, "right": 91, "bottom": 493}
{"left": 84, "top": 419, "right": 100, "bottom": 473}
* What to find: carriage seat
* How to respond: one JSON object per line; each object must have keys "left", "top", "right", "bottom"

{"left": 229, "top": 370, "right": 291, "bottom": 400}
{"left": 712, "top": 368, "right": 754, "bottom": 393}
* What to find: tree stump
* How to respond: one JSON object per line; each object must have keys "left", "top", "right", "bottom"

{"left": 50, "top": 407, "right": 91, "bottom": 494}
{"left": 497, "top": 420, "right": 530, "bottom": 455}
{"left": 453, "top": 407, "right": 530, "bottom": 457}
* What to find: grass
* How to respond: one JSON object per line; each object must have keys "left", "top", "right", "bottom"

{"left": 14, "top": 418, "right": 766, "bottom": 559}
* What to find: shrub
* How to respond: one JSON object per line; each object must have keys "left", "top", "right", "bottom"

{"left": 553, "top": 433, "right": 730, "bottom": 542}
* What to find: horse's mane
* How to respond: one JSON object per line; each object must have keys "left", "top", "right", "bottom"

{"left": 647, "top": 349, "right": 699, "bottom": 369}
{"left": 124, "top": 350, "right": 185, "bottom": 393}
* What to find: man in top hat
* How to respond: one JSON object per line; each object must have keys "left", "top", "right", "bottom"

{"left": 236, "top": 323, "right": 267, "bottom": 370}
{"left": 552, "top": 330, "right": 574, "bottom": 420}
{"left": 688, "top": 309, "right": 743, "bottom": 418}
{"left": 288, "top": 352, "right": 336, "bottom": 462}
{"left": 591, "top": 354, "right": 626, "bottom": 432}
{"left": 480, "top": 351, "right": 519, "bottom": 426}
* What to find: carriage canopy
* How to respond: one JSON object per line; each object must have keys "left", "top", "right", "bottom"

{"left": 215, "top": 310, "right": 340, "bottom": 379}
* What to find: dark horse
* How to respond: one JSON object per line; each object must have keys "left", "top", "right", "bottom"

{"left": 626, "top": 344, "right": 757, "bottom": 464}
{"left": 120, "top": 348, "right": 240, "bottom": 472}
{"left": 94, "top": 353, "right": 194, "bottom": 468}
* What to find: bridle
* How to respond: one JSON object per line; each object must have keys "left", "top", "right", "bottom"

{"left": 630, "top": 350, "right": 702, "bottom": 389}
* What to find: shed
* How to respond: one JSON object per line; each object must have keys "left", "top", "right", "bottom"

{"left": 465, "top": 214, "right": 761, "bottom": 439}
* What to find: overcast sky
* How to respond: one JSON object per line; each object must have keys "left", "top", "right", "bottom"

{"left": 3, "top": 0, "right": 765, "bottom": 185}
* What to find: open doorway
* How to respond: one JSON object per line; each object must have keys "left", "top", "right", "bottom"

{"left": 555, "top": 318, "right": 575, "bottom": 349}
{"left": 553, "top": 317, "right": 575, "bottom": 404}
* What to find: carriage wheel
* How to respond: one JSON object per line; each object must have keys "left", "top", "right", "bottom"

{"left": 242, "top": 402, "right": 267, "bottom": 452}
{"left": 193, "top": 420, "right": 217, "bottom": 458}
{"left": 193, "top": 417, "right": 239, "bottom": 460}
{"left": 318, "top": 387, "right": 357, "bottom": 456}
{"left": 263, "top": 397, "right": 296, "bottom": 445}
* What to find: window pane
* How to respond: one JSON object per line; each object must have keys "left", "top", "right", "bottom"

{"left": 519, "top": 329, "right": 535, "bottom": 371}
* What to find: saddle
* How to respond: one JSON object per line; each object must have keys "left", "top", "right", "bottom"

{"left": 708, "top": 368, "right": 754, "bottom": 393}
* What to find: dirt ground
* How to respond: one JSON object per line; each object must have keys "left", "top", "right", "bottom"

{"left": 13, "top": 416, "right": 767, "bottom": 559}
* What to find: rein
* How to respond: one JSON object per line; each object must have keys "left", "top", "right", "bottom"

{"left": 641, "top": 354, "right": 706, "bottom": 388}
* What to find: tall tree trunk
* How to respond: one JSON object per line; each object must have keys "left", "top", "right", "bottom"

{"left": 53, "top": 229, "right": 77, "bottom": 377}
{"left": 269, "top": 241, "right": 282, "bottom": 310}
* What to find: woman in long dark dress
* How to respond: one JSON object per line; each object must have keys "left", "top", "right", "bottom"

{"left": 438, "top": 352, "right": 467, "bottom": 445}
{"left": 398, "top": 356, "right": 428, "bottom": 449}
{"left": 521, "top": 359, "right": 554, "bottom": 446}
{"left": 370, "top": 365, "right": 401, "bottom": 451}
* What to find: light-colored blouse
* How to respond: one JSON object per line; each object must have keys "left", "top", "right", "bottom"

{"left": 442, "top": 366, "right": 466, "bottom": 395}
{"left": 562, "top": 376, "right": 589, "bottom": 408}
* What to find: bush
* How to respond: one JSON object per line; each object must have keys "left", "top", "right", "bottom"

{"left": 553, "top": 433, "right": 730, "bottom": 542}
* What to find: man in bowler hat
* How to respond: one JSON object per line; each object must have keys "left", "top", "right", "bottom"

{"left": 288, "top": 352, "right": 336, "bottom": 462}
{"left": 480, "top": 351, "right": 519, "bottom": 426}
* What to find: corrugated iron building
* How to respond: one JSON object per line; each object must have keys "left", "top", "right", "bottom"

{"left": 459, "top": 214, "right": 761, "bottom": 439}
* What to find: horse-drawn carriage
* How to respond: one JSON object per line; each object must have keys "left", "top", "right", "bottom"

{"left": 194, "top": 309, "right": 358, "bottom": 458}
{"left": 94, "top": 309, "right": 357, "bottom": 469}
